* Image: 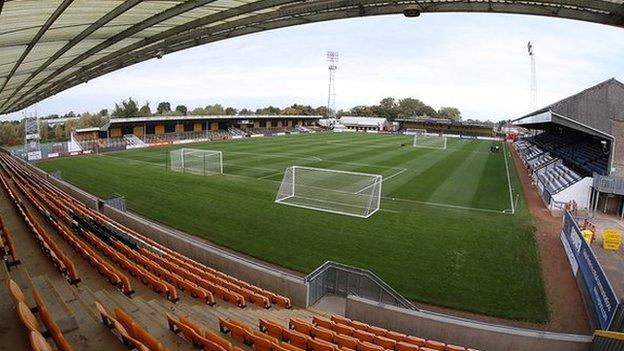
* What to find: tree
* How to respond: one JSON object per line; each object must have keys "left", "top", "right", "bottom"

{"left": 189, "top": 107, "right": 206, "bottom": 115}
{"left": 99, "top": 109, "right": 108, "bottom": 117}
{"left": 54, "top": 124, "right": 64, "bottom": 142}
{"left": 138, "top": 102, "right": 152, "bottom": 117}
{"left": 417, "top": 105, "right": 438, "bottom": 117}
{"left": 239, "top": 108, "right": 254, "bottom": 115}
{"left": 373, "top": 97, "right": 399, "bottom": 120}
{"left": 314, "top": 106, "right": 328, "bottom": 117}
{"left": 175, "top": 105, "right": 188, "bottom": 116}
{"left": 437, "top": 106, "right": 462, "bottom": 121}
{"left": 39, "top": 121, "right": 50, "bottom": 142}
{"left": 255, "top": 106, "right": 280, "bottom": 115}
{"left": 156, "top": 101, "right": 171, "bottom": 114}
{"left": 349, "top": 105, "right": 376, "bottom": 117}
{"left": 225, "top": 107, "right": 238, "bottom": 115}
{"left": 205, "top": 104, "right": 224, "bottom": 115}
{"left": 111, "top": 97, "right": 140, "bottom": 118}
{"left": 398, "top": 98, "right": 426, "bottom": 117}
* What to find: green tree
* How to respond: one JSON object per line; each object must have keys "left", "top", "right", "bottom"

{"left": 99, "top": 109, "right": 108, "bottom": 117}
{"left": 175, "top": 105, "right": 188, "bottom": 116}
{"left": 225, "top": 107, "right": 238, "bottom": 115}
{"left": 437, "top": 106, "right": 462, "bottom": 121}
{"left": 54, "top": 124, "right": 64, "bottom": 141}
{"left": 156, "top": 102, "right": 171, "bottom": 114}
{"left": 111, "top": 98, "right": 140, "bottom": 118}
{"left": 255, "top": 106, "right": 281, "bottom": 115}
{"left": 373, "top": 97, "right": 399, "bottom": 120}
{"left": 239, "top": 108, "right": 254, "bottom": 115}
{"left": 138, "top": 102, "right": 152, "bottom": 117}
{"left": 189, "top": 107, "right": 206, "bottom": 115}
{"left": 205, "top": 104, "right": 225, "bottom": 115}
{"left": 349, "top": 105, "right": 376, "bottom": 117}
{"left": 398, "top": 98, "right": 426, "bottom": 117}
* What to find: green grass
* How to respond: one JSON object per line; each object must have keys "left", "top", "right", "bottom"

{"left": 38, "top": 132, "right": 547, "bottom": 322}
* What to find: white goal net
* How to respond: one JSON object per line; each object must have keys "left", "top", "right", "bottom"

{"left": 170, "top": 148, "right": 223, "bottom": 175}
{"left": 413, "top": 134, "right": 447, "bottom": 150}
{"left": 275, "top": 166, "right": 382, "bottom": 218}
{"left": 404, "top": 128, "right": 427, "bottom": 136}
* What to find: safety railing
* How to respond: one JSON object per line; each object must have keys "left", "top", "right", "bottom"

{"left": 305, "top": 261, "right": 418, "bottom": 310}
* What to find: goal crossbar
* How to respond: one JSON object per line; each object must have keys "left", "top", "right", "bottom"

{"left": 170, "top": 148, "right": 223, "bottom": 175}
{"left": 275, "top": 166, "right": 382, "bottom": 218}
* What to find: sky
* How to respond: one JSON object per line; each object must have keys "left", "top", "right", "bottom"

{"left": 3, "top": 12, "right": 624, "bottom": 122}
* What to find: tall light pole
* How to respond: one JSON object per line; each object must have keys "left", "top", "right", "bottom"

{"left": 326, "top": 51, "right": 338, "bottom": 118}
{"left": 528, "top": 41, "right": 537, "bottom": 109}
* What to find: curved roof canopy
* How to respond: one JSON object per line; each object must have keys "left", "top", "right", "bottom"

{"left": 1, "top": 0, "right": 623, "bottom": 115}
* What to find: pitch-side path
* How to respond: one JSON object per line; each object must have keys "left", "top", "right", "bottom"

{"left": 509, "top": 144, "right": 590, "bottom": 333}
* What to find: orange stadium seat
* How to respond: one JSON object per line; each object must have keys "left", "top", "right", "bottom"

{"left": 283, "top": 328, "right": 311, "bottom": 350}
{"left": 313, "top": 316, "right": 334, "bottom": 330}
{"left": 348, "top": 320, "right": 369, "bottom": 330}
{"left": 386, "top": 331, "right": 407, "bottom": 342}
{"left": 7, "top": 279, "right": 29, "bottom": 307}
{"left": 312, "top": 326, "right": 336, "bottom": 343}
{"left": 373, "top": 335, "right": 396, "bottom": 350}
{"left": 353, "top": 329, "right": 375, "bottom": 343}
{"left": 334, "top": 334, "right": 358, "bottom": 350}
{"left": 331, "top": 315, "right": 351, "bottom": 326}
{"left": 205, "top": 329, "right": 235, "bottom": 351}
{"left": 32, "top": 289, "right": 72, "bottom": 351}
{"left": 333, "top": 323, "right": 355, "bottom": 336}
{"left": 396, "top": 341, "right": 420, "bottom": 351}
{"left": 366, "top": 326, "right": 387, "bottom": 337}
{"left": 29, "top": 331, "right": 54, "bottom": 351}
{"left": 358, "top": 341, "right": 384, "bottom": 351}
{"left": 404, "top": 336, "right": 426, "bottom": 347}
{"left": 424, "top": 340, "right": 446, "bottom": 351}
{"left": 309, "top": 337, "right": 339, "bottom": 351}
{"left": 219, "top": 318, "right": 249, "bottom": 344}
{"left": 289, "top": 318, "right": 314, "bottom": 336}
{"left": 259, "top": 318, "right": 285, "bottom": 340}
{"left": 445, "top": 345, "right": 466, "bottom": 351}
{"left": 17, "top": 301, "right": 41, "bottom": 333}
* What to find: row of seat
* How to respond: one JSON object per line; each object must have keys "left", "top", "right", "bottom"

{"left": 1, "top": 152, "right": 291, "bottom": 310}
{"left": 7, "top": 278, "right": 73, "bottom": 351}
{"left": 0, "top": 215, "right": 20, "bottom": 268}
{"left": 167, "top": 313, "right": 245, "bottom": 351}
{"left": 220, "top": 318, "right": 304, "bottom": 351}
{"left": 3, "top": 153, "right": 206, "bottom": 305}
{"left": 4, "top": 160, "right": 135, "bottom": 296}
{"left": 2, "top": 154, "right": 291, "bottom": 308}
{"left": 95, "top": 300, "right": 166, "bottom": 351}
{"left": 0, "top": 169, "right": 79, "bottom": 284}
{"left": 309, "top": 315, "right": 473, "bottom": 351}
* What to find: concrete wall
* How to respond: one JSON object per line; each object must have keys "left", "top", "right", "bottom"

{"left": 100, "top": 205, "right": 309, "bottom": 306}
{"left": 345, "top": 296, "right": 592, "bottom": 351}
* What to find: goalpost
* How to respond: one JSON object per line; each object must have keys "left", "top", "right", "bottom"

{"left": 404, "top": 128, "right": 427, "bottom": 136}
{"left": 413, "top": 134, "right": 447, "bottom": 150}
{"left": 275, "top": 166, "right": 382, "bottom": 218}
{"left": 170, "top": 148, "right": 223, "bottom": 175}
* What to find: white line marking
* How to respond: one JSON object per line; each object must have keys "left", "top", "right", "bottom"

{"left": 502, "top": 142, "right": 515, "bottom": 215}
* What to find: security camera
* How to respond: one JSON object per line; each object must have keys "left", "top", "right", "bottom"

{"left": 403, "top": 8, "right": 420, "bottom": 17}
{"left": 155, "top": 50, "right": 165, "bottom": 59}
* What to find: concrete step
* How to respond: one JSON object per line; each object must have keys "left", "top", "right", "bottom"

{"left": 31, "top": 275, "right": 78, "bottom": 333}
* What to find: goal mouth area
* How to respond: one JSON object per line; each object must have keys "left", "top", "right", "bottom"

{"left": 412, "top": 135, "right": 447, "bottom": 150}
{"left": 170, "top": 148, "right": 223, "bottom": 175}
{"left": 275, "top": 166, "right": 382, "bottom": 218}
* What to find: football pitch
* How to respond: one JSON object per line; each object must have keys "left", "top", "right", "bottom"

{"left": 37, "top": 132, "right": 547, "bottom": 322}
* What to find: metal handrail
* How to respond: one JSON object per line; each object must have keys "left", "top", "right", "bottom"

{"left": 305, "top": 261, "right": 418, "bottom": 310}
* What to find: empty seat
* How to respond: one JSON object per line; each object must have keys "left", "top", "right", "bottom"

{"left": 29, "top": 331, "right": 54, "bottom": 351}
{"left": 311, "top": 316, "right": 331, "bottom": 329}
{"left": 312, "top": 326, "right": 335, "bottom": 342}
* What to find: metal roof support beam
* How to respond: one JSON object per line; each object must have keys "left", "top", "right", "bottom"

{"left": 0, "top": 0, "right": 144, "bottom": 111}
{"left": 0, "top": 0, "right": 74, "bottom": 96}
{"left": 0, "top": 0, "right": 218, "bottom": 111}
